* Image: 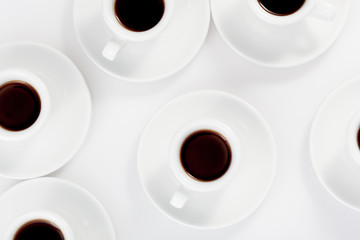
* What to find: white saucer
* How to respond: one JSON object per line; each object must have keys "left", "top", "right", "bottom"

{"left": 137, "top": 90, "right": 277, "bottom": 229}
{"left": 310, "top": 77, "right": 360, "bottom": 211}
{"left": 211, "top": 0, "right": 349, "bottom": 67}
{"left": 73, "top": 0, "right": 210, "bottom": 82}
{"left": 0, "top": 42, "right": 91, "bottom": 179}
{"left": 0, "top": 177, "right": 115, "bottom": 239}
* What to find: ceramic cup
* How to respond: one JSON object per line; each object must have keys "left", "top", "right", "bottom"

{"left": 0, "top": 68, "right": 50, "bottom": 141}
{"left": 3, "top": 210, "right": 74, "bottom": 240}
{"left": 246, "top": 0, "right": 337, "bottom": 26}
{"left": 346, "top": 110, "right": 360, "bottom": 168}
{"left": 169, "top": 119, "right": 241, "bottom": 209}
{"left": 102, "top": 0, "right": 174, "bottom": 61}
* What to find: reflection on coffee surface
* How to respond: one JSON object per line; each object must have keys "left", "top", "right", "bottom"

{"left": 180, "top": 130, "right": 231, "bottom": 181}
{"left": 0, "top": 81, "right": 41, "bottom": 131}
{"left": 258, "top": 0, "right": 305, "bottom": 16}
{"left": 14, "top": 220, "right": 64, "bottom": 240}
{"left": 115, "top": 0, "right": 165, "bottom": 32}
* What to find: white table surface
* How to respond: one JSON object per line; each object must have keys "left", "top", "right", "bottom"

{"left": 1, "top": 0, "right": 360, "bottom": 239}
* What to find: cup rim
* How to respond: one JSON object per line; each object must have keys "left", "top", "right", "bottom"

{"left": 0, "top": 68, "right": 51, "bottom": 141}
{"left": 3, "top": 210, "right": 73, "bottom": 240}
{"left": 169, "top": 118, "right": 241, "bottom": 193}
{"left": 246, "top": 0, "right": 315, "bottom": 25}
{"left": 347, "top": 110, "right": 360, "bottom": 167}
{"left": 102, "top": 0, "right": 174, "bottom": 42}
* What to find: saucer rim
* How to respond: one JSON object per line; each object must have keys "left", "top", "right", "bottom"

{"left": 137, "top": 90, "right": 277, "bottom": 229}
{"left": 0, "top": 41, "right": 92, "bottom": 180}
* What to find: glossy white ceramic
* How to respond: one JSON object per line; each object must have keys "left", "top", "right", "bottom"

{"left": 3, "top": 210, "right": 74, "bottom": 240}
{"left": 73, "top": 0, "right": 210, "bottom": 81}
{"left": 246, "top": 0, "right": 336, "bottom": 26}
{"left": 211, "top": 0, "right": 349, "bottom": 67}
{"left": 311, "top": 76, "right": 360, "bottom": 211}
{"left": 138, "top": 90, "right": 277, "bottom": 229}
{"left": 0, "top": 178, "right": 115, "bottom": 240}
{"left": 169, "top": 118, "right": 241, "bottom": 209}
{"left": 0, "top": 68, "right": 51, "bottom": 141}
{"left": 0, "top": 42, "right": 91, "bottom": 179}
{"left": 102, "top": 0, "right": 174, "bottom": 61}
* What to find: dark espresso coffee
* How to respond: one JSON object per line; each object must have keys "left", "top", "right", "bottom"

{"left": 0, "top": 81, "right": 41, "bottom": 131}
{"left": 357, "top": 128, "right": 360, "bottom": 150}
{"left": 114, "top": 0, "right": 165, "bottom": 32}
{"left": 14, "top": 220, "right": 64, "bottom": 240}
{"left": 180, "top": 130, "right": 231, "bottom": 182}
{"left": 258, "top": 0, "right": 305, "bottom": 16}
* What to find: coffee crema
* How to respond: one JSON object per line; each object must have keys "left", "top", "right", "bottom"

{"left": 114, "top": 0, "right": 165, "bottom": 32}
{"left": 0, "top": 81, "right": 41, "bottom": 131}
{"left": 180, "top": 130, "right": 231, "bottom": 182}
{"left": 258, "top": 0, "right": 306, "bottom": 16}
{"left": 14, "top": 220, "right": 64, "bottom": 240}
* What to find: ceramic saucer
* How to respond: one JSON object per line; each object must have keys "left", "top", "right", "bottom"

{"left": 211, "top": 0, "right": 349, "bottom": 67}
{"left": 73, "top": 0, "right": 210, "bottom": 82}
{"left": 137, "top": 90, "right": 277, "bottom": 229}
{"left": 310, "top": 77, "right": 360, "bottom": 211}
{"left": 0, "top": 42, "right": 91, "bottom": 179}
{"left": 0, "top": 177, "right": 116, "bottom": 239}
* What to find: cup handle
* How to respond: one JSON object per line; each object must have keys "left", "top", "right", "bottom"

{"left": 170, "top": 185, "right": 192, "bottom": 209}
{"left": 102, "top": 39, "right": 126, "bottom": 61}
{"left": 309, "top": 0, "right": 336, "bottom": 21}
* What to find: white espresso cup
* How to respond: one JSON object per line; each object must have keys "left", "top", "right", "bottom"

{"left": 102, "top": 0, "right": 174, "bottom": 61}
{"left": 246, "top": 0, "right": 337, "bottom": 26}
{"left": 346, "top": 110, "right": 360, "bottom": 168}
{"left": 3, "top": 210, "right": 74, "bottom": 240}
{"left": 169, "top": 119, "right": 241, "bottom": 209}
{"left": 0, "top": 68, "right": 50, "bottom": 141}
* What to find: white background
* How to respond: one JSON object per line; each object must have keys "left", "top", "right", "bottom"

{"left": 0, "top": 0, "right": 360, "bottom": 239}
